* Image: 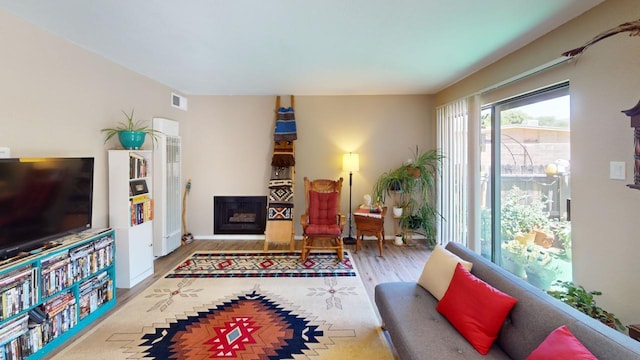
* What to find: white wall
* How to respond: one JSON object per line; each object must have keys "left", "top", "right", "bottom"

{"left": 569, "top": 9, "right": 640, "bottom": 327}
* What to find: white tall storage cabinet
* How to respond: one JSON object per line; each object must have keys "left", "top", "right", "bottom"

{"left": 108, "top": 150, "right": 154, "bottom": 288}
{"left": 153, "top": 118, "right": 182, "bottom": 257}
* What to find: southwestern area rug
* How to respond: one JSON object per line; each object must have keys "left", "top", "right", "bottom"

{"left": 53, "top": 251, "right": 393, "bottom": 360}
{"left": 167, "top": 251, "right": 357, "bottom": 278}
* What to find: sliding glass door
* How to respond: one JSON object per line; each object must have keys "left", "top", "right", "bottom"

{"left": 480, "top": 83, "right": 571, "bottom": 290}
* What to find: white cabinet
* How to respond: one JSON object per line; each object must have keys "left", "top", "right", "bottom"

{"left": 152, "top": 118, "right": 182, "bottom": 257}
{"left": 108, "top": 150, "right": 154, "bottom": 288}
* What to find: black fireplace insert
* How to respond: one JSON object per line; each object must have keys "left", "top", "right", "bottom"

{"left": 213, "top": 196, "right": 267, "bottom": 234}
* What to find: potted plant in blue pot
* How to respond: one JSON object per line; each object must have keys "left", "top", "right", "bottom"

{"left": 101, "top": 109, "right": 161, "bottom": 149}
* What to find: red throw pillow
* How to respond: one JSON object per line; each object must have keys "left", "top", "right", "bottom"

{"left": 308, "top": 190, "right": 338, "bottom": 225}
{"left": 526, "top": 325, "right": 597, "bottom": 360}
{"left": 436, "top": 263, "right": 518, "bottom": 355}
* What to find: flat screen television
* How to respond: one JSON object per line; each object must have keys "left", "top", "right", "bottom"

{"left": 0, "top": 157, "right": 94, "bottom": 259}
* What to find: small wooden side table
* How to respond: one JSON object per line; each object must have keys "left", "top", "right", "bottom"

{"left": 353, "top": 207, "right": 387, "bottom": 257}
{"left": 628, "top": 324, "right": 640, "bottom": 342}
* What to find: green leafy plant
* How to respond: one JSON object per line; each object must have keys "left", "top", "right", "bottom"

{"left": 372, "top": 146, "right": 443, "bottom": 246}
{"left": 100, "top": 109, "right": 162, "bottom": 144}
{"left": 400, "top": 204, "right": 439, "bottom": 241}
{"left": 405, "top": 146, "right": 443, "bottom": 200}
{"left": 500, "top": 186, "right": 550, "bottom": 240}
{"left": 547, "top": 281, "right": 625, "bottom": 331}
{"left": 553, "top": 220, "right": 571, "bottom": 253}
{"left": 372, "top": 166, "right": 407, "bottom": 205}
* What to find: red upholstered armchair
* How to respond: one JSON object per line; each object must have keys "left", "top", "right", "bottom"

{"left": 300, "top": 177, "right": 346, "bottom": 261}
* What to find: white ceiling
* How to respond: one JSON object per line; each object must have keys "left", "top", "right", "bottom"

{"left": 0, "top": 0, "right": 604, "bottom": 95}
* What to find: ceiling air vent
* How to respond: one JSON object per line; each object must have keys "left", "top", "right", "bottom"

{"left": 171, "top": 92, "right": 188, "bottom": 111}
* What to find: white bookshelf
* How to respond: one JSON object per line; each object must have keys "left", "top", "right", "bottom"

{"left": 108, "top": 150, "right": 154, "bottom": 288}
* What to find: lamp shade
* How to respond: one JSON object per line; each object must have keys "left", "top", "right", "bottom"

{"left": 342, "top": 153, "right": 360, "bottom": 172}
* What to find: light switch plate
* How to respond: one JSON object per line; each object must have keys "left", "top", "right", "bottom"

{"left": 610, "top": 161, "right": 625, "bottom": 180}
{"left": 0, "top": 147, "right": 9, "bottom": 158}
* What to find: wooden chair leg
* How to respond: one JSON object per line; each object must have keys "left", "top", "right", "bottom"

{"left": 337, "top": 237, "right": 344, "bottom": 262}
{"left": 301, "top": 236, "right": 308, "bottom": 260}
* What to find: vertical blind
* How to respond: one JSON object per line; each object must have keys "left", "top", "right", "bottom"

{"left": 436, "top": 98, "right": 468, "bottom": 246}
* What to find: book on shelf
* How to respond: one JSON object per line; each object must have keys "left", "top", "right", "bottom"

{"left": 89, "top": 291, "right": 98, "bottom": 313}
{"left": 40, "top": 252, "right": 69, "bottom": 268}
{"left": 0, "top": 267, "right": 37, "bottom": 321}
{"left": 0, "top": 313, "right": 28, "bottom": 346}
{"left": 42, "top": 292, "right": 75, "bottom": 318}
{"left": 74, "top": 256, "right": 89, "bottom": 281}
{"left": 2, "top": 285, "right": 19, "bottom": 320}
{"left": 79, "top": 272, "right": 112, "bottom": 319}
{"left": 41, "top": 257, "right": 73, "bottom": 298}
{"left": 1, "top": 280, "right": 33, "bottom": 319}
{"left": 131, "top": 194, "right": 150, "bottom": 204}
{"left": 129, "top": 152, "right": 145, "bottom": 161}
{"left": 1, "top": 321, "right": 42, "bottom": 359}
{"left": 129, "top": 153, "right": 148, "bottom": 179}
{"left": 93, "top": 245, "right": 114, "bottom": 271}
{"left": 41, "top": 295, "right": 77, "bottom": 344}
{"left": 106, "top": 279, "right": 113, "bottom": 302}
{"left": 79, "top": 296, "right": 90, "bottom": 320}
{"left": 130, "top": 197, "right": 153, "bottom": 226}
{"left": 0, "top": 266, "right": 34, "bottom": 289}
{"left": 24, "top": 322, "right": 43, "bottom": 355}
{"left": 41, "top": 258, "right": 70, "bottom": 275}
{"left": 69, "top": 242, "right": 94, "bottom": 260}
{"left": 94, "top": 235, "right": 114, "bottom": 250}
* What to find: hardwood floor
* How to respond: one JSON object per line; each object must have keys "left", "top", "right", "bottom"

{"left": 46, "top": 239, "right": 432, "bottom": 359}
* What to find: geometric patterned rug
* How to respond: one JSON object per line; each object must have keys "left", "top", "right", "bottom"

{"left": 167, "top": 251, "right": 356, "bottom": 278}
{"left": 140, "top": 288, "right": 327, "bottom": 359}
{"left": 52, "top": 250, "right": 393, "bottom": 360}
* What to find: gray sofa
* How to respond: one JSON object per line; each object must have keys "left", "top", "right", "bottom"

{"left": 375, "top": 242, "right": 640, "bottom": 359}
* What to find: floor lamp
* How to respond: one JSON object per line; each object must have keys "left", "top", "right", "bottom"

{"left": 342, "top": 152, "right": 359, "bottom": 244}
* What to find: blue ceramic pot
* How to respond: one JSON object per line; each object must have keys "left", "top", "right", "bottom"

{"left": 118, "top": 131, "right": 146, "bottom": 149}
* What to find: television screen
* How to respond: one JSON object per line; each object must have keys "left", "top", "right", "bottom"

{"left": 0, "top": 157, "right": 94, "bottom": 259}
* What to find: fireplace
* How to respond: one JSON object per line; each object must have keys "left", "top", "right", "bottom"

{"left": 214, "top": 196, "right": 267, "bottom": 235}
